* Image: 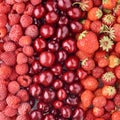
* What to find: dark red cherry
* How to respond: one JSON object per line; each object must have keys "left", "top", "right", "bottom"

{"left": 60, "top": 106, "right": 72, "bottom": 118}
{"left": 51, "top": 64, "right": 62, "bottom": 76}
{"left": 40, "top": 24, "right": 54, "bottom": 38}
{"left": 32, "top": 60, "right": 42, "bottom": 73}
{"left": 62, "top": 71, "right": 75, "bottom": 83}
{"left": 65, "top": 56, "right": 79, "bottom": 70}
{"left": 67, "top": 7, "right": 82, "bottom": 19}
{"left": 48, "top": 40, "right": 59, "bottom": 52}
{"left": 52, "top": 79, "right": 63, "bottom": 90}
{"left": 66, "top": 96, "right": 79, "bottom": 106}
{"left": 53, "top": 100, "right": 63, "bottom": 109}
{"left": 77, "top": 68, "right": 87, "bottom": 80}
{"left": 45, "top": 1, "right": 57, "bottom": 12}
{"left": 62, "top": 38, "right": 77, "bottom": 53}
{"left": 45, "top": 11, "right": 59, "bottom": 24}
{"left": 38, "top": 70, "right": 53, "bottom": 87}
{"left": 34, "top": 38, "right": 46, "bottom": 52}
{"left": 57, "top": 50, "right": 68, "bottom": 62}
{"left": 57, "top": 0, "right": 72, "bottom": 10}
{"left": 39, "top": 51, "right": 55, "bottom": 67}
{"left": 33, "top": 5, "right": 46, "bottom": 19}
{"left": 56, "top": 25, "right": 69, "bottom": 40}
{"left": 44, "top": 114, "right": 55, "bottom": 120}
{"left": 70, "top": 21, "right": 83, "bottom": 33}
{"left": 58, "top": 16, "right": 69, "bottom": 26}
{"left": 30, "top": 110, "right": 42, "bottom": 120}
{"left": 33, "top": 75, "right": 39, "bottom": 84}
{"left": 57, "top": 88, "right": 67, "bottom": 100}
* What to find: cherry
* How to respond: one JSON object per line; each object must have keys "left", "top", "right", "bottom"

{"left": 34, "top": 38, "right": 46, "bottom": 52}
{"left": 32, "top": 60, "right": 42, "bottom": 73}
{"left": 77, "top": 68, "right": 87, "bottom": 80}
{"left": 57, "top": 50, "right": 68, "bottom": 62}
{"left": 51, "top": 64, "right": 62, "bottom": 76}
{"left": 40, "top": 24, "right": 54, "bottom": 38}
{"left": 33, "top": 5, "right": 46, "bottom": 19}
{"left": 39, "top": 51, "right": 55, "bottom": 67}
{"left": 45, "top": 11, "right": 59, "bottom": 24}
{"left": 45, "top": 1, "right": 57, "bottom": 12}
{"left": 52, "top": 79, "right": 63, "bottom": 90}
{"left": 48, "top": 40, "right": 59, "bottom": 52}
{"left": 57, "top": 88, "right": 67, "bottom": 100}
{"left": 58, "top": 16, "right": 69, "bottom": 26}
{"left": 66, "top": 96, "right": 79, "bottom": 106}
{"left": 38, "top": 70, "right": 53, "bottom": 87}
{"left": 44, "top": 114, "right": 55, "bottom": 120}
{"left": 30, "top": 110, "right": 42, "bottom": 120}
{"left": 53, "top": 100, "right": 63, "bottom": 109}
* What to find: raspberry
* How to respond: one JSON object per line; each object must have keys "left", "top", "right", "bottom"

{"left": 3, "top": 106, "right": 17, "bottom": 117}
{"left": 114, "top": 93, "right": 120, "bottom": 107}
{"left": 8, "top": 81, "right": 20, "bottom": 94}
{"left": 15, "top": 63, "right": 29, "bottom": 75}
{"left": 0, "top": 52, "right": 16, "bottom": 66}
{"left": 24, "top": 3, "right": 34, "bottom": 16}
{"left": 0, "top": 100, "right": 7, "bottom": 111}
{"left": 17, "top": 75, "right": 32, "bottom": 87}
{"left": 18, "top": 102, "right": 31, "bottom": 115}
{"left": 9, "top": 24, "right": 23, "bottom": 42}
{"left": 0, "top": 64, "right": 12, "bottom": 79}
{"left": 3, "top": 41, "right": 16, "bottom": 52}
{"left": 0, "top": 112, "right": 11, "bottom": 120}
{"left": 9, "top": 69, "right": 18, "bottom": 81}
{"left": 0, "top": 27, "right": 7, "bottom": 38}
{"left": 0, "top": 2, "right": 11, "bottom": 14}
{"left": 23, "top": 46, "right": 34, "bottom": 57}
{"left": 6, "top": 95, "right": 21, "bottom": 109}
{"left": 20, "top": 14, "right": 33, "bottom": 28}
{"left": 0, "top": 13, "right": 7, "bottom": 27}
{"left": 25, "top": 25, "right": 39, "bottom": 38}
{"left": 5, "top": 0, "right": 15, "bottom": 5}
{"left": 17, "top": 53, "right": 28, "bottom": 64}
{"left": 8, "top": 13, "right": 20, "bottom": 26}
{"left": 16, "top": 114, "right": 30, "bottom": 120}
{"left": 0, "top": 84, "right": 7, "bottom": 100}
{"left": 30, "top": 0, "right": 42, "bottom": 5}
{"left": 17, "top": 90, "right": 29, "bottom": 102}
{"left": 19, "top": 36, "right": 32, "bottom": 47}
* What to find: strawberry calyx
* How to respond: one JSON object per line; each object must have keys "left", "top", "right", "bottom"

{"left": 103, "top": 14, "right": 115, "bottom": 25}
{"left": 78, "top": 31, "right": 88, "bottom": 40}
{"left": 72, "top": 1, "right": 89, "bottom": 11}
{"left": 96, "top": 9, "right": 103, "bottom": 19}
{"left": 102, "top": 71, "right": 115, "bottom": 82}
{"left": 105, "top": 86, "right": 116, "bottom": 96}
{"left": 81, "top": 58, "right": 88, "bottom": 66}
{"left": 99, "top": 36, "right": 114, "bottom": 52}
{"left": 102, "top": 0, "right": 109, "bottom": 4}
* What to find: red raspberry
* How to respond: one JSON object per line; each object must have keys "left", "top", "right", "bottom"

{"left": 15, "top": 63, "right": 29, "bottom": 75}
{"left": 0, "top": 52, "right": 16, "bottom": 66}
{"left": 0, "top": 84, "right": 7, "bottom": 100}
{"left": 18, "top": 102, "right": 31, "bottom": 115}
{"left": 17, "top": 75, "right": 32, "bottom": 87}
{"left": 5, "top": 0, "right": 15, "bottom": 5}
{"left": 23, "top": 46, "right": 34, "bottom": 57}
{"left": 25, "top": 25, "right": 39, "bottom": 38}
{"left": 3, "top": 106, "right": 17, "bottom": 117}
{"left": 0, "top": 13, "right": 7, "bottom": 27}
{"left": 13, "top": 3, "right": 25, "bottom": 14}
{"left": 24, "top": 3, "right": 34, "bottom": 16}
{"left": 0, "top": 112, "right": 11, "bottom": 120}
{"left": 19, "top": 36, "right": 32, "bottom": 47}
{"left": 9, "top": 24, "right": 23, "bottom": 42}
{"left": 0, "top": 2, "right": 11, "bottom": 14}
{"left": 17, "top": 53, "right": 28, "bottom": 64}
{"left": 30, "top": 0, "right": 42, "bottom": 5}
{"left": 17, "top": 89, "right": 29, "bottom": 102}
{"left": 114, "top": 94, "right": 120, "bottom": 107}
{"left": 0, "top": 100, "right": 7, "bottom": 111}
{"left": 20, "top": 14, "right": 33, "bottom": 28}
{"left": 16, "top": 114, "right": 30, "bottom": 120}
{"left": 0, "top": 27, "right": 7, "bottom": 38}
{"left": 6, "top": 95, "right": 21, "bottom": 109}
{"left": 9, "top": 69, "right": 18, "bottom": 81}
{"left": 0, "top": 64, "right": 12, "bottom": 79}
{"left": 8, "top": 13, "right": 20, "bottom": 26}
{"left": 8, "top": 81, "right": 20, "bottom": 94}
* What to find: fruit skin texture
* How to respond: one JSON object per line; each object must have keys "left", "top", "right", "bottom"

{"left": 77, "top": 31, "right": 99, "bottom": 54}
{"left": 112, "top": 111, "right": 120, "bottom": 120}
{"left": 114, "top": 94, "right": 120, "bottom": 107}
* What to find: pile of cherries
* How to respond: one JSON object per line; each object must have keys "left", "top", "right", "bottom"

{"left": 0, "top": 0, "right": 120, "bottom": 120}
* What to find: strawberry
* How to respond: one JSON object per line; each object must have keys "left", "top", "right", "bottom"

{"left": 101, "top": 71, "right": 116, "bottom": 85}
{"left": 81, "top": 19, "right": 91, "bottom": 30}
{"left": 102, "top": 14, "right": 115, "bottom": 26}
{"left": 114, "top": 4, "right": 120, "bottom": 16}
{"left": 72, "top": 0, "right": 93, "bottom": 11}
{"left": 102, "top": 0, "right": 117, "bottom": 10}
{"left": 76, "top": 31, "right": 99, "bottom": 54}
{"left": 88, "top": 7, "right": 103, "bottom": 21}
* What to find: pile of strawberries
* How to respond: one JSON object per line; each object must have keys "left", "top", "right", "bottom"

{"left": 0, "top": 0, "right": 120, "bottom": 120}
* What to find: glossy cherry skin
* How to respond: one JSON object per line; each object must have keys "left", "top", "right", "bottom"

{"left": 60, "top": 106, "right": 72, "bottom": 118}
{"left": 48, "top": 40, "right": 59, "bottom": 52}
{"left": 52, "top": 79, "right": 63, "bottom": 90}
{"left": 34, "top": 38, "right": 46, "bottom": 52}
{"left": 43, "top": 89, "right": 56, "bottom": 103}
{"left": 70, "top": 21, "right": 83, "bottom": 33}
{"left": 53, "top": 100, "right": 63, "bottom": 109}
{"left": 40, "top": 24, "right": 54, "bottom": 38}
{"left": 32, "top": 60, "right": 42, "bottom": 73}
{"left": 58, "top": 16, "right": 69, "bottom": 26}
{"left": 69, "top": 83, "right": 83, "bottom": 95}
{"left": 77, "top": 68, "right": 87, "bottom": 80}
{"left": 45, "top": 1, "right": 57, "bottom": 12}
{"left": 65, "top": 56, "right": 79, "bottom": 70}
{"left": 39, "top": 51, "right": 55, "bottom": 67}
{"left": 33, "top": 5, "right": 46, "bottom": 19}
{"left": 62, "top": 38, "right": 77, "bottom": 53}
{"left": 62, "top": 71, "right": 75, "bottom": 83}
{"left": 72, "top": 108, "right": 84, "bottom": 120}
{"left": 29, "top": 84, "right": 42, "bottom": 98}
{"left": 57, "top": 50, "right": 68, "bottom": 62}
{"left": 57, "top": 88, "right": 67, "bottom": 100}
{"left": 38, "top": 70, "right": 53, "bottom": 87}
{"left": 51, "top": 64, "right": 62, "bottom": 76}
{"left": 45, "top": 11, "right": 59, "bottom": 24}
{"left": 57, "top": 0, "right": 72, "bottom": 10}
{"left": 44, "top": 114, "right": 55, "bottom": 120}
{"left": 66, "top": 96, "right": 79, "bottom": 106}
{"left": 30, "top": 110, "right": 42, "bottom": 120}
{"left": 56, "top": 25, "right": 69, "bottom": 40}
